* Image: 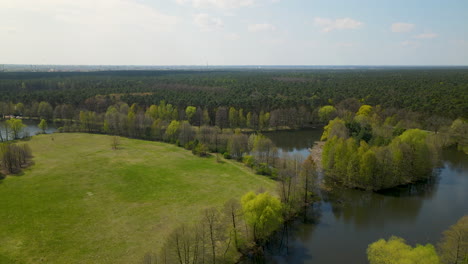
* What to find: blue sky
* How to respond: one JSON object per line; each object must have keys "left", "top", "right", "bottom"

{"left": 1, "top": 0, "right": 467, "bottom": 65}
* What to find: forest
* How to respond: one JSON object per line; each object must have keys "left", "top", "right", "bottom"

{"left": 0, "top": 68, "right": 467, "bottom": 263}
{"left": 0, "top": 68, "right": 467, "bottom": 119}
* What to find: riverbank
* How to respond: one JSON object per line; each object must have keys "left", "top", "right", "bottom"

{"left": 309, "top": 141, "right": 324, "bottom": 169}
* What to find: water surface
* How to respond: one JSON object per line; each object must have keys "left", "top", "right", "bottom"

{"left": 263, "top": 129, "right": 468, "bottom": 264}
{"left": 0, "top": 120, "right": 57, "bottom": 140}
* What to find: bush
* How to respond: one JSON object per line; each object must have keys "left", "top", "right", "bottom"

{"left": 243, "top": 155, "right": 255, "bottom": 167}
{"left": 254, "top": 163, "right": 276, "bottom": 177}
{"left": 223, "top": 152, "right": 232, "bottom": 159}
{"left": 192, "top": 142, "right": 209, "bottom": 157}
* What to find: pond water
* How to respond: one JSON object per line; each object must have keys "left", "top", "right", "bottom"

{"left": 0, "top": 120, "right": 57, "bottom": 140}
{"left": 262, "top": 129, "right": 468, "bottom": 264}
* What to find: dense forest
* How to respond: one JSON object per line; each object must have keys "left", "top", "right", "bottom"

{"left": 0, "top": 69, "right": 467, "bottom": 119}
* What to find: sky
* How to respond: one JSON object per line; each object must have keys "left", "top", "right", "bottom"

{"left": 1, "top": 0, "right": 468, "bottom": 65}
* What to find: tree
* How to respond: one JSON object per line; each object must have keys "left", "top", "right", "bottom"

{"left": 160, "top": 223, "right": 203, "bottom": 264}
{"left": 178, "top": 121, "right": 195, "bottom": 147}
{"left": 164, "top": 120, "right": 180, "bottom": 143}
{"left": 321, "top": 118, "right": 349, "bottom": 141}
{"left": 38, "top": 119, "right": 48, "bottom": 134}
{"left": 185, "top": 106, "right": 197, "bottom": 124}
{"left": 251, "top": 134, "right": 278, "bottom": 167}
{"left": 367, "top": 236, "right": 439, "bottom": 264}
{"left": 300, "top": 154, "right": 318, "bottom": 210}
{"left": 238, "top": 109, "right": 246, "bottom": 128}
{"left": 215, "top": 107, "right": 228, "bottom": 129}
{"left": 37, "top": 101, "right": 53, "bottom": 120}
{"left": 450, "top": 119, "right": 468, "bottom": 154}
{"left": 0, "top": 143, "right": 32, "bottom": 174}
{"left": 227, "top": 131, "right": 248, "bottom": 160}
{"left": 6, "top": 118, "right": 25, "bottom": 139}
{"left": 228, "top": 107, "right": 238, "bottom": 128}
{"left": 318, "top": 105, "right": 337, "bottom": 123}
{"left": 438, "top": 215, "right": 468, "bottom": 264}
{"left": 202, "top": 108, "right": 211, "bottom": 126}
{"left": 111, "top": 136, "right": 120, "bottom": 150}
{"left": 224, "top": 199, "right": 241, "bottom": 250}
{"left": 241, "top": 191, "right": 283, "bottom": 243}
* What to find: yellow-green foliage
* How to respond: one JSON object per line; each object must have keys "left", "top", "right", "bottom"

{"left": 241, "top": 191, "right": 283, "bottom": 242}
{"left": 450, "top": 118, "right": 468, "bottom": 154}
{"left": 321, "top": 118, "right": 348, "bottom": 141}
{"left": 367, "top": 236, "right": 440, "bottom": 264}
{"left": 438, "top": 215, "right": 468, "bottom": 264}
{"left": 356, "top": 104, "right": 373, "bottom": 117}
{"left": 322, "top": 121, "right": 437, "bottom": 190}
{"left": 318, "top": 105, "right": 337, "bottom": 122}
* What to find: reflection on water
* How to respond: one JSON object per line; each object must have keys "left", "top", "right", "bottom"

{"left": 0, "top": 120, "right": 57, "bottom": 140}
{"left": 260, "top": 129, "right": 468, "bottom": 264}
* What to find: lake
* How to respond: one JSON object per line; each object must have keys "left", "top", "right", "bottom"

{"left": 262, "top": 128, "right": 468, "bottom": 264}
{"left": 0, "top": 120, "right": 57, "bottom": 140}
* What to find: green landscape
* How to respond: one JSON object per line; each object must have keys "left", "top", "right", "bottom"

{"left": 1, "top": 0, "right": 468, "bottom": 263}
{"left": 0, "top": 133, "right": 274, "bottom": 263}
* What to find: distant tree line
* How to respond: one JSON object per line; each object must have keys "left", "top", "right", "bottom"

{"left": 0, "top": 69, "right": 466, "bottom": 120}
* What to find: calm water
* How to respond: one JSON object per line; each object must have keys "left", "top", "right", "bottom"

{"left": 263, "top": 129, "right": 468, "bottom": 264}
{"left": 0, "top": 120, "right": 57, "bottom": 140}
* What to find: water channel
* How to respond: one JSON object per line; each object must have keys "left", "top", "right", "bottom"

{"left": 262, "top": 128, "right": 468, "bottom": 264}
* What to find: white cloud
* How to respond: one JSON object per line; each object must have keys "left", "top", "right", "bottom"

{"left": 248, "top": 23, "right": 276, "bottom": 32}
{"left": 336, "top": 42, "right": 357, "bottom": 48}
{"left": 414, "top": 33, "right": 438, "bottom": 39}
{"left": 0, "top": 0, "right": 179, "bottom": 33}
{"left": 391, "top": 23, "right": 415, "bottom": 33}
{"left": 400, "top": 40, "right": 420, "bottom": 48}
{"left": 176, "top": 0, "right": 254, "bottom": 9}
{"left": 194, "top": 13, "right": 224, "bottom": 31}
{"left": 225, "top": 33, "right": 240, "bottom": 40}
{"left": 314, "top": 17, "right": 363, "bottom": 32}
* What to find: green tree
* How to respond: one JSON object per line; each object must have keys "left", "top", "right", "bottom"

{"left": 450, "top": 118, "right": 468, "bottom": 154}
{"left": 438, "top": 215, "right": 468, "bottom": 264}
{"left": 6, "top": 118, "right": 25, "bottom": 139}
{"left": 241, "top": 191, "right": 283, "bottom": 243}
{"left": 318, "top": 105, "right": 337, "bottom": 123}
{"left": 367, "top": 236, "right": 440, "bottom": 264}
{"left": 164, "top": 120, "right": 180, "bottom": 143}
{"left": 185, "top": 106, "right": 197, "bottom": 124}
{"left": 37, "top": 101, "right": 53, "bottom": 120}
{"left": 38, "top": 119, "right": 48, "bottom": 134}
{"left": 321, "top": 118, "right": 349, "bottom": 141}
{"left": 202, "top": 108, "right": 211, "bottom": 125}
{"left": 229, "top": 107, "right": 238, "bottom": 128}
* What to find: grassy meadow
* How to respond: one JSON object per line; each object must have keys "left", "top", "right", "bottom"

{"left": 0, "top": 133, "right": 275, "bottom": 264}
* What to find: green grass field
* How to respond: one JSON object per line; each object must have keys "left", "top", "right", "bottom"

{"left": 0, "top": 133, "right": 275, "bottom": 264}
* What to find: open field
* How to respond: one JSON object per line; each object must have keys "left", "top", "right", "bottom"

{"left": 0, "top": 133, "right": 275, "bottom": 264}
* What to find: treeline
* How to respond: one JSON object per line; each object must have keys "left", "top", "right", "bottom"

{"left": 0, "top": 100, "right": 313, "bottom": 130}
{"left": 320, "top": 103, "right": 467, "bottom": 190}
{"left": 0, "top": 142, "right": 32, "bottom": 175}
{"left": 0, "top": 69, "right": 467, "bottom": 119}
{"left": 367, "top": 215, "right": 467, "bottom": 264}
{"left": 144, "top": 154, "right": 319, "bottom": 264}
